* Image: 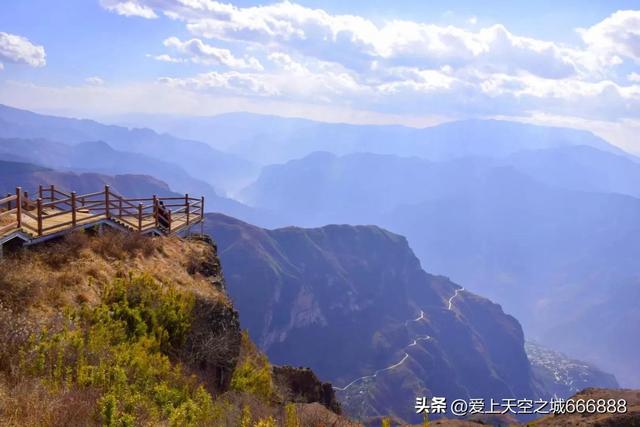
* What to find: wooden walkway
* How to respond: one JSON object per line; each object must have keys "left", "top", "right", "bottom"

{"left": 0, "top": 185, "right": 204, "bottom": 250}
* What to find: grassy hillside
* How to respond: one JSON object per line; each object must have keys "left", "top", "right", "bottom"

{"left": 0, "top": 231, "right": 352, "bottom": 426}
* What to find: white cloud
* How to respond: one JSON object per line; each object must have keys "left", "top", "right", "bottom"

{"left": 98, "top": 2, "right": 640, "bottom": 78}
{"left": 103, "top": 3, "right": 640, "bottom": 118}
{"left": 0, "top": 32, "right": 46, "bottom": 68}
{"left": 100, "top": 0, "right": 157, "bottom": 19}
{"left": 147, "top": 53, "right": 185, "bottom": 63}
{"left": 159, "top": 71, "right": 279, "bottom": 96}
{"left": 85, "top": 76, "right": 105, "bottom": 86}
{"left": 101, "top": 1, "right": 591, "bottom": 78}
{"left": 578, "top": 10, "right": 640, "bottom": 63}
{"left": 161, "top": 37, "right": 263, "bottom": 70}
{"left": 268, "top": 52, "right": 308, "bottom": 73}
{"left": 70, "top": 3, "right": 640, "bottom": 130}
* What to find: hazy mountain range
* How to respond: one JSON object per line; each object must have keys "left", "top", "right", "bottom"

{"left": 0, "top": 106, "right": 282, "bottom": 227}
{"left": 240, "top": 150, "right": 640, "bottom": 387}
{"left": 0, "top": 104, "right": 258, "bottom": 195}
{"left": 109, "top": 112, "right": 628, "bottom": 165}
{"left": 1, "top": 103, "right": 636, "bottom": 394}
{"left": 0, "top": 160, "right": 178, "bottom": 198}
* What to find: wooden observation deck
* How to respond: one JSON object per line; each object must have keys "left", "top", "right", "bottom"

{"left": 0, "top": 185, "right": 204, "bottom": 253}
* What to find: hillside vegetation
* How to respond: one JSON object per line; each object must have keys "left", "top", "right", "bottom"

{"left": 0, "top": 230, "right": 352, "bottom": 426}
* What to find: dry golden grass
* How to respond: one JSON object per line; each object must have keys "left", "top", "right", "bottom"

{"left": 0, "top": 229, "right": 227, "bottom": 316}
{"left": 0, "top": 376, "right": 99, "bottom": 427}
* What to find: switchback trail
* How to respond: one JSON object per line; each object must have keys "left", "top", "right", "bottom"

{"left": 334, "top": 288, "right": 465, "bottom": 392}
{"left": 334, "top": 307, "right": 431, "bottom": 392}
{"left": 447, "top": 287, "right": 465, "bottom": 310}
{"left": 404, "top": 309, "right": 424, "bottom": 326}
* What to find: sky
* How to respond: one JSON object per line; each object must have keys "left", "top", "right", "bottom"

{"left": 0, "top": 0, "right": 639, "bottom": 153}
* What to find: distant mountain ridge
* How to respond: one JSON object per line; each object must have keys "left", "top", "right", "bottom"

{"left": 0, "top": 104, "right": 258, "bottom": 195}
{"left": 0, "top": 137, "right": 218, "bottom": 198}
{"left": 0, "top": 109, "right": 283, "bottom": 227}
{"left": 110, "top": 111, "right": 633, "bottom": 164}
{"left": 0, "top": 159, "right": 178, "bottom": 198}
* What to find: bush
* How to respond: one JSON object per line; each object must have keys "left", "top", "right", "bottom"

{"left": 284, "top": 403, "right": 301, "bottom": 427}
{"left": 19, "top": 274, "right": 215, "bottom": 426}
{"left": 230, "top": 332, "right": 273, "bottom": 401}
{"left": 254, "top": 415, "right": 277, "bottom": 427}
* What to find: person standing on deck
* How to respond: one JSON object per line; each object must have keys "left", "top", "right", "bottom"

{"left": 158, "top": 201, "right": 171, "bottom": 230}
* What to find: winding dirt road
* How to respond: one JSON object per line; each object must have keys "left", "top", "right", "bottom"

{"left": 447, "top": 287, "right": 464, "bottom": 310}
{"left": 334, "top": 288, "right": 465, "bottom": 391}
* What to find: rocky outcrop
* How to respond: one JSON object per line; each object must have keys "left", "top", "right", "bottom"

{"left": 182, "top": 298, "right": 241, "bottom": 392}
{"left": 273, "top": 366, "right": 341, "bottom": 414}
{"left": 186, "top": 234, "right": 227, "bottom": 291}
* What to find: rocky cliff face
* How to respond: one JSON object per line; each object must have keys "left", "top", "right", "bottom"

{"left": 273, "top": 366, "right": 341, "bottom": 414}
{"left": 0, "top": 230, "right": 347, "bottom": 425}
{"left": 205, "top": 213, "right": 538, "bottom": 423}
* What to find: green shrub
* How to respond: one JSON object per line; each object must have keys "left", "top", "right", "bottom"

{"left": 284, "top": 403, "right": 300, "bottom": 427}
{"left": 230, "top": 332, "right": 273, "bottom": 401}
{"left": 240, "top": 404, "right": 252, "bottom": 427}
{"left": 20, "top": 274, "right": 215, "bottom": 426}
{"left": 254, "top": 415, "right": 277, "bottom": 427}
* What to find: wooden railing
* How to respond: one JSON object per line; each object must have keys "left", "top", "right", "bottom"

{"left": 0, "top": 189, "right": 20, "bottom": 236}
{"left": 0, "top": 185, "right": 204, "bottom": 239}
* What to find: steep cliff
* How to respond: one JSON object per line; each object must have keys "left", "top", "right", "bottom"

{"left": 205, "top": 213, "right": 538, "bottom": 423}
{"left": 0, "top": 230, "right": 349, "bottom": 426}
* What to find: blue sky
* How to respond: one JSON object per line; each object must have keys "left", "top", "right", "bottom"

{"left": 0, "top": 1, "right": 639, "bottom": 152}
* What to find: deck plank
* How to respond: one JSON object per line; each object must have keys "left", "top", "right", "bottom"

{"left": 1, "top": 208, "right": 199, "bottom": 241}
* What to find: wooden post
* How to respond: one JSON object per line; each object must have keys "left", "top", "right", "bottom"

{"left": 118, "top": 198, "right": 122, "bottom": 218}
{"left": 200, "top": 196, "right": 205, "bottom": 237}
{"left": 50, "top": 184, "right": 55, "bottom": 202}
{"left": 37, "top": 198, "right": 43, "bottom": 236}
{"left": 138, "top": 203, "right": 143, "bottom": 231}
{"left": 6, "top": 193, "right": 11, "bottom": 210}
{"left": 71, "top": 192, "right": 77, "bottom": 226}
{"left": 15, "top": 187, "right": 22, "bottom": 228}
{"left": 105, "top": 185, "right": 110, "bottom": 219}
{"left": 38, "top": 185, "right": 43, "bottom": 200}
{"left": 152, "top": 195, "right": 158, "bottom": 228}
{"left": 185, "top": 193, "right": 190, "bottom": 225}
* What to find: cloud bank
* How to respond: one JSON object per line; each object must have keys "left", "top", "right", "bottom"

{"left": 97, "top": 1, "right": 640, "bottom": 122}
{"left": 0, "top": 32, "right": 46, "bottom": 69}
